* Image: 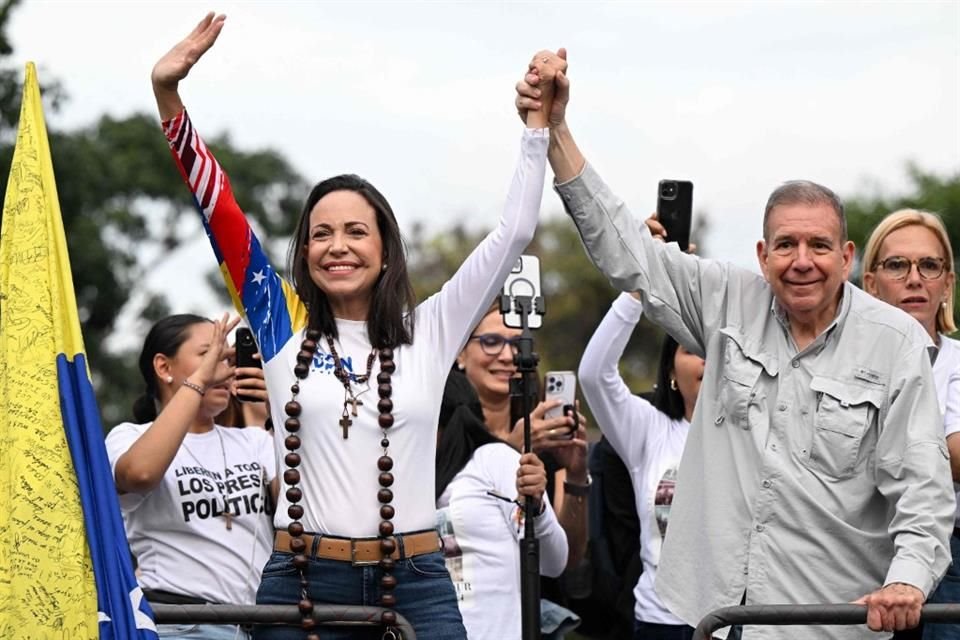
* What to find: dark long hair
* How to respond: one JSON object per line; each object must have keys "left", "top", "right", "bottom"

{"left": 288, "top": 174, "right": 416, "bottom": 349}
{"left": 131, "top": 313, "right": 210, "bottom": 423}
{"left": 650, "top": 335, "right": 686, "bottom": 421}
{"left": 436, "top": 368, "right": 505, "bottom": 499}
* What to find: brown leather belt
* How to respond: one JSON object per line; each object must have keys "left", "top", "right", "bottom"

{"left": 274, "top": 529, "right": 440, "bottom": 566}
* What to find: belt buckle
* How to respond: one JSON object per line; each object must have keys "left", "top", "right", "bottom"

{"left": 350, "top": 538, "right": 380, "bottom": 567}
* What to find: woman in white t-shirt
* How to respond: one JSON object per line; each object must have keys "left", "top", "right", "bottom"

{"left": 862, "top": 209, "right": 959, "bottom": 640}
{"left": 435, "top": 370, "right": 568, "bottom": 639}
{"left": 579, "top": 288, "right": 705, "bottom": 640}
{"left": 106, "top": 313, "right": 279, "bottom": 640}
{"left": 151, "top": 15, "right": 555, "bottom": 640}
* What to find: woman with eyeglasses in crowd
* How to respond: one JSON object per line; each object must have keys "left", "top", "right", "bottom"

{"left": 456, "top": 304, "right": 589, "bottom": 568}
{"left": 455, "top": 303, "right": 589, "bottom": 636}
{"left": 862, "top": 209, "right": 959, "bottom": 640}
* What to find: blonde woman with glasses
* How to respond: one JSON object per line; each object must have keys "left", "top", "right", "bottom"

{"left": 863, "top": 209, "right": 959, "bottom": 640}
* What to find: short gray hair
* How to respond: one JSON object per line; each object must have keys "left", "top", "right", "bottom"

{"left": 763, "top": 180, "right": 846, "bottom": 242}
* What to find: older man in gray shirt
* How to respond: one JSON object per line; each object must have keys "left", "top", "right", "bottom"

{"left": 516, "top": 53, "right": 954, "bottom": 639}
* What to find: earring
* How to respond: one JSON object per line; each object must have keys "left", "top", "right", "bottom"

{"left": 457, "top": 362, "right": 465, "bottom": 372}
{"left": 669, "top": 378, "right": 678, "bottom": 391}
{"left": 165, "top": 375, "right": 174, "bottom": 384}
{"left": 943, "top": 301, "right": 949, "bottom": 309}
{"left": 381, "top": 264, "right": 387, "bottom": 272}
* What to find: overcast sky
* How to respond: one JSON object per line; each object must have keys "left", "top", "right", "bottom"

{"left": 11, "top": 1, "right": 960, "bottom": 347}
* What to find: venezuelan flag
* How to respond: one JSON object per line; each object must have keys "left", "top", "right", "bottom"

{"left": 0, "top": 64, "right": 157, "bottom": 639}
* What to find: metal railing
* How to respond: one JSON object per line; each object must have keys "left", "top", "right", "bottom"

{"left": 152, "top": 603, "right": 417, "bottom": 639}
{"left": 693, "top": 603, "right": 960, "bottom": 639}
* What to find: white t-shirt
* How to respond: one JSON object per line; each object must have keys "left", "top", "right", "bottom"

{"left": 934, "top": 334, "right": 960, "bottom": 525}
{"left": 579, "top": 292, "right": 690, "bottom": 625}
{"left": 106, "top": 423, "right": 276, "bottom": 605}
{"left": 435, "top": 443, "right": 567, "bottom": 639}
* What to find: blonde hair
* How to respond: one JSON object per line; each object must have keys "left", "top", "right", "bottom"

{"left": 862, "top": 208, "right": 956, "bottom": 334}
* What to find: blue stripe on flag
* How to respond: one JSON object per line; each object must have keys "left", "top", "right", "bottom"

{"left": 242, "top": 233, "right": 293, "bottom": 362}
{"left": 57, "top": 353, "right": 158, "bottom": 639}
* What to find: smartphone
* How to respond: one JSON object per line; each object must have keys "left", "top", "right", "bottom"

{"left": 544, "top": 370, "right": 577, "bottom": 438}
{"left": 235, "top": 327, "right": 262, "bottom": 403}
{"left": 501, "top": 255, "right": 543, "bottom": 330}
{"left": 656, "top": 179, "right": 693, "bottom": 252}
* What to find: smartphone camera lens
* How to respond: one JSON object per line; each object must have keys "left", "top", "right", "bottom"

{"left": 660, "top": 181, "right": 678, "bottom": 200}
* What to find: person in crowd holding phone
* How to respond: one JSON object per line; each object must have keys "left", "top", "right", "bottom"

{"left": 218, "top": 328, "right": 272, "bottom": 430}
{"left": 152, "top": 14, "right": 552, "bottom": 639}
{"left": 435, "top": 369, "right": 568, "bottom": 638}
{"left": 456, "top": 302, "right": 590, "bottom": 570}
{"left": 106, "top": 314, "right": 278, "bottom": 640}
{"left": 516, "top": 51, "right": 953, "bottom": 639}
{"left": 861, "top": 209, "right": 960, "bottom": 640}
{"left": 579, "top": 219, "right": 705, "bottom": 640}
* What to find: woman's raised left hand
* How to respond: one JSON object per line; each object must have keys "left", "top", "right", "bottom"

{"left": 188, "top": 313, "right": 241, "bottom": 390}
{"left": 152, "top": 12, "right": 226, "bottom": 92}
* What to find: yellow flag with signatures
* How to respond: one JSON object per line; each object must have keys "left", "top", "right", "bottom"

{"left": 0, "top": 63, "right": 156, "bottom": 640}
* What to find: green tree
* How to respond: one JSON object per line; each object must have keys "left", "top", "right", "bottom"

{"left": 845, "top": 165, "right": 960, "bottom": 333}
{"left": 0, "top": 2, "right": 306, "bottom": 425}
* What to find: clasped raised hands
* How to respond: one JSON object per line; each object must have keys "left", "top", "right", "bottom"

{"left": 516, "top": 48, "right": 569, "bottom": 129}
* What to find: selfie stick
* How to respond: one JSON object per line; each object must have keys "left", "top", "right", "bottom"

{"left": 500, "top": 285, "right": 545, "bottom": 640}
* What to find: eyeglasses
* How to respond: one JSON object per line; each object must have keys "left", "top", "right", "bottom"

{"left": 469, "top": 333, "right": 521, "bottom": 356}
{"left": 873, "top": 256, "right": 947, "bottom": 281}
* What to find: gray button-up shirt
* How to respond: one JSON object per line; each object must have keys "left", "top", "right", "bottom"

{"left": 556, "top": 164, "right": 954, "bottom": 640}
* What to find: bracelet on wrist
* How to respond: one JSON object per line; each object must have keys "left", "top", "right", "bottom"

{"left": 181, "top": 380, "right": 206, "bottom": 396}
{"left": 563, "top": 473, "right": 592, "bottom": 498}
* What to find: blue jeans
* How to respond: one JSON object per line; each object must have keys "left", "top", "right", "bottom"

{"left": 157, "top": 624, "right": 250, "bottom": 640}
{"left": 541, "top": 598, "right": 581, "bottom": 638}
{"left": 923, "top": 533, "right": 960, "bottom": 640}
{"left": 253, "top": 551, "right": 466, "bottom": 640}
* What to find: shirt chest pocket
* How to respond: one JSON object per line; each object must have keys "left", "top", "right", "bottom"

{"left": 718, "top": 346, "right": 764, "bottom": 430}
{"left": 804, "top": 376, "right": 883, "bottom": 479}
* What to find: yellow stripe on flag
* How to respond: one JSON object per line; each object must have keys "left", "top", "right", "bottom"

{"left": 0, "top": 63, "right": 99, "bottom": 639}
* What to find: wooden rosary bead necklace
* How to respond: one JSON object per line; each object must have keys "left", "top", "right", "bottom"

{"left": 282, "top": 329, "right": 400, "bottom": 639}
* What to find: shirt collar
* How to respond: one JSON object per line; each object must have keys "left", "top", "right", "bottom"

{"left": 932, "top": 334, "right": 943, "bottom": 364}
{"left": 770, "top": 282, "right": 852, "bottom": 353}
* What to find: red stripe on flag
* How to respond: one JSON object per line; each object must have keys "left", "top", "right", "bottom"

{"left": 207, "top": 172, "right": 252, "bottom": 296}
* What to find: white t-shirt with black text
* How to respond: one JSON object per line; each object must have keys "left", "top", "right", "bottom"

{"left": 106, "top": 423, "right": 276, "bottom": 605}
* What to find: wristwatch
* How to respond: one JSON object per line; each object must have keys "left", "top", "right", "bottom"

{"left": 563, "top": 473, "right": 592, "bottom": 498}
